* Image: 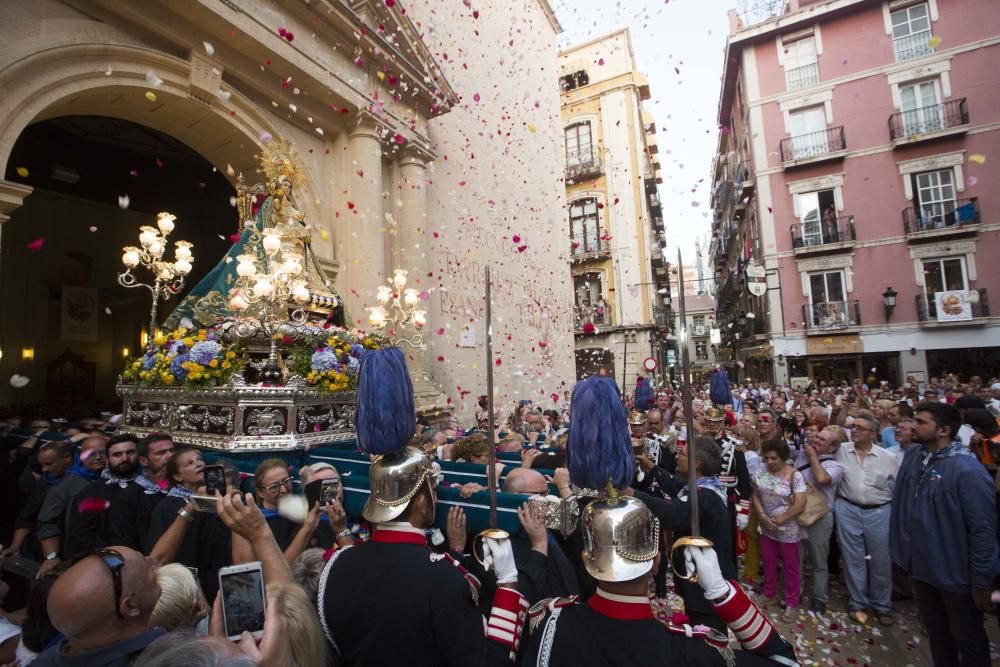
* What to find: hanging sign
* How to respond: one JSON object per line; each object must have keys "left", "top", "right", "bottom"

{"left": 745, "top": 261, "right": 767, "bottom": 297}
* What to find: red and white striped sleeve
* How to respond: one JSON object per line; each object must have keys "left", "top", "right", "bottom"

{"left": 485, "top": 587, "right": 530, "bottom": 660}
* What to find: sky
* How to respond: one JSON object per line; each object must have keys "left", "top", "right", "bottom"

{"left": 550, "top": 0, "right": 731, "bottom": 265}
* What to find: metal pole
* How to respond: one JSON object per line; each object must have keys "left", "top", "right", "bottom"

{"left": 147, "top": 279, "right": 161, "bottom": 355}
{"left": 484, "top": 267, "right": 499, "bottom": 529}
{"left": 676, "top": 250, "right": 701, "bottom": 538}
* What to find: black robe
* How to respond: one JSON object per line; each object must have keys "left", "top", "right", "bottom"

{"left": 64, "top": 476, "right": 162, "bottom": 558}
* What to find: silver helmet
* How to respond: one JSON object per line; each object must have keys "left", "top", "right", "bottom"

{"left": 362, "top": 446, "right": 434, "bottom": 524}
{"left": 581, "top": 490, "right": 660, "bottom": 582}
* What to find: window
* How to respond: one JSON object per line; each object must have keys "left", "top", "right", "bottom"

{"left": 574, "top": 273, "right": 608, "bottom": 326}
{"left": 891, "top": 3, "right": 932, "bottom": 61}
{"left": 784, "top": 37, "right": 819, "bottom": 90}
{"left": 899, "top": 80, "right": 942, "bottom": 135}
{"left": 923, "top": 257, "right": 967, "bottom": 294}
{"left": 569, "top": 198, "right": 602, "bottom": 254}
{"left": 808, "top": 270, "right": 850, "bottom": 328}
{"left": 559, "top": 70, "right": 590, "bottom": 92}
{"left": 788, "top": 106, "right": 828, "bottom": 159}
{"left": 912, "top": 168, "right": 956, "bottom": 228}
{"left": 695, "top": 340, "right": 708, "bottom": 361}
{"left": 693, "top": 315, "right": 705, "bottom": 330}
{"left": 565, "top": 123, "right": 594, "bottom": 167}
{"left": 797, "top": 189, "right": 839, "bottom": 246}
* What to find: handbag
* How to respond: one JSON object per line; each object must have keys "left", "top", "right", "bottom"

{"left": 794, "top": 461, "right": 831, "bottom": 527}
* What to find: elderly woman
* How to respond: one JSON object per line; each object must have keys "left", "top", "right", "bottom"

{"left": 753, "top": 440, "right": 807, "bottom": 620}
{"left": 793, "top": 426, "right": 845, "bottom": 615}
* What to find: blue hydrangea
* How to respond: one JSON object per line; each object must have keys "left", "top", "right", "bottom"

{"left": 311, "top": 348, "right": 340, "bottom": 373}
{"left": 142, "top": 353, "right": 157, "bottom": 370}
{"left": 167, "top": 339, "right": 186, "bottom": 355}
{"left": 350, "top": 343, "right": 364, "bottom": 357}
{"left": 171, "top": 354, "right": 189, "bottom": 380}
{"left": 189, "top": 340, "right": 221, "bottom": 365}
{"left": 346, "top": 355, "right": 360, "bottom": 378}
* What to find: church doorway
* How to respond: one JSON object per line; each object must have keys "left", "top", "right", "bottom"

{"left": 0, "top": 115, "right": 236, "bottom": 415}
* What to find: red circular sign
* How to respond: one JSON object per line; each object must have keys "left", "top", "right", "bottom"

{"left": 643, "top": 357, "right": 657, "bottom": 371}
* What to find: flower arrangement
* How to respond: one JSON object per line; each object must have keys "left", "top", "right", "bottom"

{"left": 121, "top": 326, "right": 243, "bottom": 388}
{"left": 287, "top": 327, "right": 386, "bottom": 393}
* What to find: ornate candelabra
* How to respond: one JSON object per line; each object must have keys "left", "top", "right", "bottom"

{"left": 228, "top": 229, "right": 312, "bottom": 384}
{"left": 119, "top": 212, "right": 194, "bottom": 355}
{"left": 367, "top": 269, "right": 427, "bottom": 348}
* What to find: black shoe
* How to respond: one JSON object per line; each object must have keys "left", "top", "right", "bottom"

{"left": 810, "top": 600, "right": 826, "bottom": 614}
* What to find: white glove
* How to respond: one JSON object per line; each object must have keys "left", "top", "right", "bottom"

{"left": 735, "top": 512, "right": 749, "bottom": 531}
{"left": 482, "top": 537, "right": 518, "bottom": 584}
{"left": 684, "top": 546, "right": 731, "bottom": 601}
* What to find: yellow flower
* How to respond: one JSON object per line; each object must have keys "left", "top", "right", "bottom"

{"left": 183, "top": 337, "right": 195, "bottom": 347}
{"left": 198, "top": 329, "right": 208, "bottom": 340}
{"left": 209, "top": 359, "right": 219, "bottom": 368}
{"left": 154, "top": 333, "right": 168, "bottom": 346}
{"left": 222, "top": 361, "right": 232, "bottom": 369}
{"left": 226, "top": 350, "right": 236, "bottom": 360}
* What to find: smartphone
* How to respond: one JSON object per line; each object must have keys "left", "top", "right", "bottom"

{"left": 305, "top": 478, "right": 340, "bottom": 508}
{"left": 191, "top": 495, "right": 219, "bottom": 513}
{"left": 218, "top": 562, "right": 266, "bottom": 641}
{"left": 203, "top": 465, "right": 227, "bottom": 496}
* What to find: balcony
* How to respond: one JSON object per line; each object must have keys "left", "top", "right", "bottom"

{"left": 903, "top": 198, "right": 980, "bottom": 240}
{"left": 574, "top": 304, "right": 611, "bottom": 333}
{"left": 786, "top": 62, "right": 820, "bottom": 91}
{"left": 791, "top": 215, "right": 856, "bottom": 254}
{"left": 780, "top": 126, "right": 846, "bottom": 167}
{"left": 893, "top": 31, "right": 933, "bottom": 62}
{"left": 571, "top": 237, "right": 611, "bottom": 263}
{"left": 801, "top": 300, "right": 861, "bottom": 333}
{"left": 650, "top": 241, "right": 665, "bottom": 267}
{"left": 889, "top": 99, "right": 969, "bottom": 145}
{"left": 566, "top": 150, "right": 603, "bottom": 181}
{"left": 916, "top": 289, "right": 989, "bottom": 326}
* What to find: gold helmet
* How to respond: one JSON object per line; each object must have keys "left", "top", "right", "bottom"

{"left": 627, "top": 409, "right": 648, "bottom": 425}
{"left": 581, "top": 490, "right": 660, "bottom": 582}
{"left": 703, "top": 405, "right": 726, "bottom": 422}
{"left": 362, "top": 446, "right": 434, "bottom": 524}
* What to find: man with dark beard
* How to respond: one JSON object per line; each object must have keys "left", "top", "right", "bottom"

{"left": 63, "top": 434, "right": 164, "bottom": 558}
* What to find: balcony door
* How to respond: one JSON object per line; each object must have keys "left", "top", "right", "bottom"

{"left": 569, "top": 198, "right": 601, "bottom": 254}
{"left": 913, "top": 169, "right": 956, "bottom": 228}
{"left": 574, "top": 273, "right": 606, "bottom": 325}
{"left": 799, "top": 189, "right": 837, "bottom": 246}
{"left": 900, "top": 80, "right": 942, "bottom": 136}
{"left": 809, "top": 270, "right": 847, "bottom": 327}
{"left": 789, "top": 106, "right": 827, "bottom": 159}
{"left": 923, "top": 257, "right": 967, "bottom": 318}
{"left": 565, "top": 122, "right": 593, "bottom": 168}
{"left": 891, "top": 3, "right": 932, "bottom": 61}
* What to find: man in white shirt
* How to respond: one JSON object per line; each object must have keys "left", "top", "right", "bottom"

{"left": 834, "top": 414, "right": 900, "bottom": 627}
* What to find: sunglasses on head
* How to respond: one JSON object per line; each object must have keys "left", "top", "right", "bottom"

{"left": 73, "top": 548, "right": 125, "bottom": 618}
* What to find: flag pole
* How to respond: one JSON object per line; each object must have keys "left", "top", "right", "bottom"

{"left": 484, "top": 266, "right": 500, "bottom": 530}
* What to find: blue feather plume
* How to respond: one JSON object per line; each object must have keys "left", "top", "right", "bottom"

{"left": 354, "top": 347, "right": 416, "bottom": 456}
{"left": 567, "top": 375, "right": 635, "bottom": 489}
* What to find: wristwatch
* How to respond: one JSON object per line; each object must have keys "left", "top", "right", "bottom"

{"left": 45, "top": 551, "right": 60, "bottom": 561}
{"left": 177, "top": 508, "right": 194, "bottom": 524}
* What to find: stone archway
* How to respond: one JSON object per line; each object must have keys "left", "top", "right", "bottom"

{"left": 0, "top": 35, "right": 322, "bottom": 225}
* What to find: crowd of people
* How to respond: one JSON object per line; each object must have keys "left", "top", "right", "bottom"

{"left": 0, "top": 364, "right": 996, "bottom": 666}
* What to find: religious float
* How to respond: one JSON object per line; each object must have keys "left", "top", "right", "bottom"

{"left": 115, "top": 141, "right": 398, "bottom": 452}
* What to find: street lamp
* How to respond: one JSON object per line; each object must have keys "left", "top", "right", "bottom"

{"left": 882, "top": 286, "right": 898, "bottom": 321}
{"left": 118, "top": 212, "right": 194, "bottom": 355}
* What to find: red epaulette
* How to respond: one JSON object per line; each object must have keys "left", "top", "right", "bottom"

{"left": 527, "top": 596, "right": 578, "bottom": 635}
{"left": 429, "top": 551, "right": 481, "bottom": 604}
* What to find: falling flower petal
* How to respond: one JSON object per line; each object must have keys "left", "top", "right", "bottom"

{"left": 278, "top": 495, "right": 309, "bottom": 521}
{"left": 78, "top": 497, "right": 110, "bottom": 514}
{"left": 969, "top": 153, "right": 986, "bottom": 165}
{"left": 928, "top": 35, "right": 942, "bottom": 48}
{"left": 26, "top": 238, "right": 44, "bottom": 252}
{"left": 118, "top": 195, "right": 130, "bottom": 209}
{"left": 145, "top": 91, "right": 157, "bottom": 102}
{"left": 15, "top": 166, "right": 29, "bottom": 178}
{"left": 145, "top": 70, "right": 163, "bottom": 87}
{"left": 89, "top": 226, "right": 98, "bottom": 232}
{"left": 203, "top": 41, "right": 215, "bottom": 56}
{"left": 9, "top": 374, "right": 30, "bottom": 388}
{"left": 260, "top": 131, "right": 273, "bottom": 144}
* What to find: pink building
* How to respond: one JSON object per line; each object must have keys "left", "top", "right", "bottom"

{"left": 709, "top": 0, "right": 1000, "bottom": 387}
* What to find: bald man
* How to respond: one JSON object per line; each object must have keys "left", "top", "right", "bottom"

{"left": 499, "top": 468, "right": 579, "bottom": 604}
{"left": 34, "top": 546, "right": 164, "bottom": 666}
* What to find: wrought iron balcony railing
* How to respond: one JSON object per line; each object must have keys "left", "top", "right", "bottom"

{"left": 916, "top": 289, "right": 989, "bottom": 323}
{"left": 889, "top": 98, "right": 968, "bottom": 141}
{"left": 786, "top": 62, "right": 820, "bottom": 91}
{"left": 903, "top": 197, "right": 979, "bottom": 234}
{"left": 780, "top": 126, "right": 846, "bottom": 163}
{"left": 574, "top": 304, "right": 611, "bottom": 331}
{"left": 893, "top": 31, "right": 933, "bottom": 62}
{"left": 791, "top": 215, "right": 856, "bottom": 249}
{"left": 801, "top": 300, "right": 861, "bottom": 331}
{"left": 565, "top": 150, "right": 603, "bottom": 181}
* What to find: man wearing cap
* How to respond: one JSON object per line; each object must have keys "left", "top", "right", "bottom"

{"left": 703, "top": 406, "right": 752, "bottom": 563}
{"left": 317, "top": 347, "right": 528, "bottom": 666}
{"left": 518, "top": 491, "right": 797, "bottom": 666}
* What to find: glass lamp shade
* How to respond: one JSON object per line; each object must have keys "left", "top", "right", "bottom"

{"left": 148, "top": 240, "right": 164, "bottom": 257}
{"left": 174, "top": 241, "right": 193, "bottom": 260}
{"left": 392, "top": 269, "right": 408, "bottom": 289}
{"left": 281, "top": 254, "right": 303, "bottom": 276}
{"left": 368, "top": 306, "right": 388, "bottom": 327}
{"left": 403, "top": 288, "right": 420, "bottom": 307}
{"left": 412, "top": 309, "right": 427, "bottom": 329}
{"left": 254, "top": 277, "right": 274, "bottom": 297}
{"left": 138, "top": 226, "right": 159, "bottom": 247}
{"left": 292, "top": 282, "right": 311, "bottom": 304}
{"left": 174, "top": 259, "right": 193, "bottom": 276}
{"left": 229, "top": 292, "right": 250, "bottom": 312}
{"left": 122, "top": 247, "right": 141, "bottom": 268}
{"left": 156, "top": 212, "right": 176, "bottom": 235}
{"left": 262, "top": 232, "right": 281, "bottom": 255}
{"left": 376, "top": 285, "right": 394, "bottom": 305}
{"left": 236, "top": 255, "right": 258, "bottom": 278}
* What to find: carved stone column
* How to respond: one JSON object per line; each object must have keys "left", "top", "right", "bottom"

{"left": 344, "top": 116, "right": 386, "bottom": 321}
{"left": 396, "top": 148, "right": 449, "bottom": 417}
